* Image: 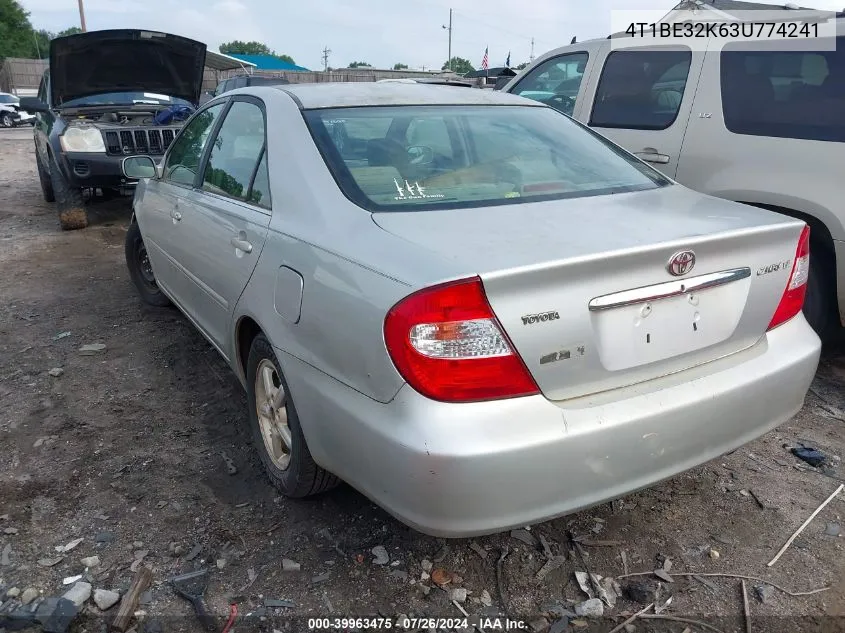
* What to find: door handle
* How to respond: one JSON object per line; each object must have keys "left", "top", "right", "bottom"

{"left": 230, "top": 237, "right": 253, "bottom": 253}
{"left": 634, "top": 149, "right": 670, "bottom": 164}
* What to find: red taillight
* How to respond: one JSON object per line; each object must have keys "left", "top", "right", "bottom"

{"left": 767, "top": 224, "right": 811, "bottom": 331}
{"left": 383, "top": 277, "right": 540, "bottom": 403}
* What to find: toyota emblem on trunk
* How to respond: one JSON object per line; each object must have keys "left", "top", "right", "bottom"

{"left": 667, "top": 250, "right": 696, "bottom": 276}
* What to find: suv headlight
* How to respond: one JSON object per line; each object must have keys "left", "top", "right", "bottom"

{"left": 60, "top": 126, "right": 106, "bottom": 153}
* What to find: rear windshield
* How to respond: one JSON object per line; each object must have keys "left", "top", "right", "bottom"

{"left": 305, "top": 105, "right": 669, "bottom": 212}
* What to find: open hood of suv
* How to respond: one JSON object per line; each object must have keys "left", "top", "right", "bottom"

{"left": 50, "top": 29, "right": 207, "bottom": 106}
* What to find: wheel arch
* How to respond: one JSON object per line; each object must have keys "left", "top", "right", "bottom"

{"left": 234, "top": 315, "right": 264, "bottom": 386}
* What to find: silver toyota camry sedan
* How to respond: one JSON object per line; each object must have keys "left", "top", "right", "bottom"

{"left": 122, "top": 83, "right": 821, "bottom": 537}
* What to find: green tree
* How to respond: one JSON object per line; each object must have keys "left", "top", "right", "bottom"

{"left": 515, "top": 61, "right": 530, "bottom": 70}
{"left": 56, "top": 26, "right": 83, "bottom": 37}
{"left": 220, "top": 40, "right": 273, "bottom": 56}
{"left": 393, "top": 63, "right": 408, "bottom": 70}
{"left": 277, "top": 53, "right": 295, "bottom": 65}
{"left": 0, "top": 0, "right": 37, "bottom": 59}
{"left": 31, "top": 28, "right": 52, "bottom": 58}
{"left": 348, "top": 61, "right": 371, "bottom": 68}
{"left": 442, "top": 57, "right": 474, "bottom": 74}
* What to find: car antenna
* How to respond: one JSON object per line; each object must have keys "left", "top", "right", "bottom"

{"left": 571, "top": 36, "right": 577, "bottom": 44}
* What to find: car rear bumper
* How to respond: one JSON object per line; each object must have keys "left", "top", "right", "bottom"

{"left": 61, "top": 151, "right": 140, "bottom": 189}
{"left": 280, "top": 314, "right": 820, "bottom": 537}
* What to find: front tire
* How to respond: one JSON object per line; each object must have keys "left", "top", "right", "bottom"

{"left": 124, "top": 221, "right": 171, "bottom": 307}
{"left": 36, "top": 151, "right": 55, "bottom": 203}
{"left": 247, "top": 334, "right": 338, "bottom": 498}
{"left": 49, "top": 160, "right": 88, "bottom": 230}
{"left": 0, "top": 113, "right": 12, "bottom": 128}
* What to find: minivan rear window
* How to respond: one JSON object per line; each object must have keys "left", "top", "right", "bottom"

{"left": 305, "top": 105, "right": 669, "bottom": 213}
{"left": 721, "top": 37, "right": 845, "bottom": 143}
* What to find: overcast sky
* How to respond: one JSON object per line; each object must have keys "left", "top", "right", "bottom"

{"left": 19, "top": 0, "right": 845, "bottom": 70}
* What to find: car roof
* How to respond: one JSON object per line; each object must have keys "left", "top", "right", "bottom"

{"left": 273, "top": 82, "right": 542, "bottom": 109}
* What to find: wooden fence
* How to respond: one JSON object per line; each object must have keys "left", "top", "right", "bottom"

{"left": 2, "top": 57, "right": 454, "bottom": 96}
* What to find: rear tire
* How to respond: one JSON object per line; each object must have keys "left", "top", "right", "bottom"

{"left": 803, "top": 247, "right": 836, "bottom": 341}
{"left": 36, "top": 151, "right": 55, "bottom": 203}
{"left": 247, "top": 334, "right": 338, "bottom": 498}
{"left": 0, "top": 113, "right": 12, "bottom": 128}
{"left": 124, "top": 221, "right": 171, "bottom": 307}
{"left": 49, "top": 160, "right": 88, "bottom": 230}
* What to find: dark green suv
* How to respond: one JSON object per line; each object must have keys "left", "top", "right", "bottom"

{"left": 21, "top": 29, "right": 206, "bottom": 230}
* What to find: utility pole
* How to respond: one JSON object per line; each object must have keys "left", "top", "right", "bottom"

{"left": 442, "top": 9, "right": 452, "bottom": 71}
{"left": 529, "top": 37, "right": 535, "bottom": 62}
{"left": 321, "top": 46, "right": 331, "bottom": 72}
{"left": 78, "top": 0, "right": 87, "bottom": 32}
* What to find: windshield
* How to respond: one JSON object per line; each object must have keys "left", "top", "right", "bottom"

{"left": 0, "top": 94, "right": 19, "bottom": 104}
{"left": 305, "top": 105, "right": 669, "bottom": 212}
{"left": 61, "top": 92, "right": 192, "bottom": 108}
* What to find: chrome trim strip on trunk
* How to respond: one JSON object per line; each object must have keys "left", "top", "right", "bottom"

{"left": 588, "top": 267, "right": 751, "bottom": 312}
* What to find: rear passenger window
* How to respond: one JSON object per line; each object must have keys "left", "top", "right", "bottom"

{"left": 721, "top": 37, "right": 845, "bottom": 142}
{"left": 590, "top": 49, "right": 692, "bottom": 130}
{"left": 202, "top": 101, "right": 266, "bottom": 200}
{"left": 511, "top": 52, "right": 589, "bottom": 116}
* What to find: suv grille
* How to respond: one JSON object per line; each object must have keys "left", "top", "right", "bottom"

{"left": 103, "top": 128, "right": 179, "bottom": 156}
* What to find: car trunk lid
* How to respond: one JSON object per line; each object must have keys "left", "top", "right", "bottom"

{"left": 373, "top": 185, "right": 806, "bottom": 401}
{"left": 50, "top": 29, "right": 207, "bottom": 106}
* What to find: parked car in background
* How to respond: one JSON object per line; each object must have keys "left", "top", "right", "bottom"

{"left": 121, "top": 83, "right": 819, "bottom": 537}
{"left": 504, "top": 15, "right": 845, "bottom": 341}
{"left": 20, "top": 29, "right": 206, "bottom": 230}
{"left": 0, "top": 92, "right": 35, "bottom": 127}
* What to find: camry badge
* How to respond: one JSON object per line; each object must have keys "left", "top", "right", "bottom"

{"left": 667, "top": 250, "right": 696, "bottom": 276}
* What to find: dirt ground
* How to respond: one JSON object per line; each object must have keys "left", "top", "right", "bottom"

{"left": 1, "top": 126, "right": 844, "bottom": 633}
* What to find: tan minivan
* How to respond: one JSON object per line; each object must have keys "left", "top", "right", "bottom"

{"left": 504, "top": 15, "right": 845, "bottom": 341}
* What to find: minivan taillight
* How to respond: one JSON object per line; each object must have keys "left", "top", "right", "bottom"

{"left": 767, "top": 224, "right": 811, "bottom": 331}
{"left": 384, "top": 277, "right": 540, "bottom": 403}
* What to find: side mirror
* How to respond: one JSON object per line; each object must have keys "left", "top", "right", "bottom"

{"left": 407, "top": 145, "right": 434, "bottom": 165}
{"left": 19, "top": 97, "right": 49, "bottom": 114}
{"left": 122, "top": 155, "right": 158, "bottom": 180}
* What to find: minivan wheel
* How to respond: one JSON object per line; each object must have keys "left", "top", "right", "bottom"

{"left": 247, "top": 334, "right": 338, "bottom": 498}
{"left": 124, "top": 221, "right": 171, "bottom": 307}
{"left": 803, "top": 251, "right": 835, "bottom": 341}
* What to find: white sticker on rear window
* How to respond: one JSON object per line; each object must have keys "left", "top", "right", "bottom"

{"left": 393, "top": 179, "right": 444, "bottom": 201}
{"left": 143, "top": 93, "right": 170, "bottom": 100}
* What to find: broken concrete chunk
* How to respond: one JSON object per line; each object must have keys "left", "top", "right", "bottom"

{"left": 281, "top": 558, "right": 301, "bottom": 572}
{"left": 755, "top": 584, "right": 775, "bottom": 604}
{"left": 62, "top": 582, "right": 92, "bottom": 608}
{"left": 574, "top": 598, "right": 604, "bottom": 618}
{"left": 79, "top": 343, "right": 106, "bottom": 355}
{"left": 20, "top": 588, "right": 39, "bottom": 605}
{"left": 93, "top": 589, "right": 120, "bottom": 611}
{"left": 371, "top": 546, "right": 390, "bottom": 565}
{"left": 80, "top": 556, "right": 100, "bottom": 568}
{"left": 449, "top": 587, "right": 467, "bottom": 603}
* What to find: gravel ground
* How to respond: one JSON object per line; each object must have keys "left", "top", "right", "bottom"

{"left": 1, "top": 127, "right": 844, "bottom": 633}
